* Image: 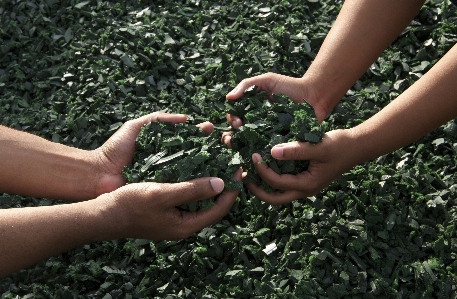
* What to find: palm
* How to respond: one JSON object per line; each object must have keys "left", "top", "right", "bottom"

{"left": 226, "top": 72, "right": 330, "bottom": 124}
{"left": 92, "top": 113, "right": 187, "bottom": 196}
{"left": 92, "top": 113, "right": 215, "bottom": 196}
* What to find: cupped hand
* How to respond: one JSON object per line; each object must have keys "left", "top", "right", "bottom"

{"left": 225, "top": 72, "right": 329, "bottom": 129}
{"left": 245, "top": 129, "right": 356, "bottom": 205}
{"left": 99, "top": 168, "right": 243, "bottom": 240}
{"left": 91, "top": 112, "right": 214, "bottom": 196}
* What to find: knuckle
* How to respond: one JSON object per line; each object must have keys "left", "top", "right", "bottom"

{"left": 239, "top": 79, "right": 250, "bottom": 87}
{"left": 99, "top": 143, "right": 118, "bottom": 167}
{"left": 124, "top": 118, "right": 134, "bottom": 124}
{"left": 293, "top": 144, "right": 304, "bottom": 155}
{"left": 150, "top": 112, "right": 161, "bottom": 122}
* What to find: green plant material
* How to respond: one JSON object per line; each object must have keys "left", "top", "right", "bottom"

{"left": 228, "top": 91, "right": 327, "bottom": 192}
{"left": 2, "top": 0, "right": 457, "bottom": 297}
{"left": 122, "top": 122, "right": 242, "bottom": 210}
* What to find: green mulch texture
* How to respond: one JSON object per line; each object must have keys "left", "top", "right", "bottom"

{"left": 1, "top": 0, "right": 457, "bottom": 298}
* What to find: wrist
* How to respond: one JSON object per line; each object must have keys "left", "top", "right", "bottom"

{"left": 327, "top": 128, "right": 364, "bottom": 172}
{"left": 89, "top": 192, "right": 126, "bottom": 241}
{"left": 90, "top": 148, "right": 126, "bottom": 197}
{"left": 60, "top": 149, "right": 102, "bottom": 201}
{"left": 345, "top": 125, "right": 379, "bottom": 166}
{"left": 302, "top": 69, "right": 349, "bottom": 119}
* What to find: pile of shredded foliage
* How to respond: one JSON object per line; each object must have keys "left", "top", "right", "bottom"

{"left": 124, "top": 91, "right": 326, "bottom": 207}
{"left": 2, "top": 0, "right": 457, "bottom": 298}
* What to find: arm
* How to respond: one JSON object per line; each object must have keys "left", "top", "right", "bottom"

{"left": 247, "top": 44, "right": 457, "bottom": 204}
{"left": 226, "top": 0, "right": 425, "bottom": 124}
{"left": 303, "top": 0, "right": 425, "bottom": 120}
{"left": 0, "top": 112, "right": 240, "bottom": 277}
{"left": 0, "top": 126, "right": 100, "bottom": 201}
{"left": 348, "top": 43, "right": 457, "bottom": 163}
{"left": 0, "top": 170, "right": 242, "bottom": 278}
{"left": 0, "top": 112, "right": 187, "bottom": 201}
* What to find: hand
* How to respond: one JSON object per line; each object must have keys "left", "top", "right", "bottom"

{"left": 225, "top": 72, "right": 330, "bottom": 127}
{"left": 91, "top": 112, "right": 214, "bottom": 196}
{"left": 245, "top": 130, "right": 356, "bottom": 205}
{"left": 222, "top": 72, "right": 331, "bottom": 147}
{"left": 0, "top": 169, "right": 242, "bottom": 277}
{"left": 99, "top": 168, "right": 243, "bottom": 240}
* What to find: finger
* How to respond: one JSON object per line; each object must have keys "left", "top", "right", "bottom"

{"left": 178, "top": 168, "right": 242, "bottom": 234}
{"left": 141, "top": 112, "right": 187, "bottom": 125}
{"left": 252, "top": 153, "right": 310, "bottom": 191}
{"left": 226, "top": 79, "right": 256, "bottom": 100}
{"left": 108, "top": 112, "right": 187, "bottom": 143}
{"left": 196, "top": 121, "right": 214, "bottom": 136}
{"left": 271, "top": 141, "right": 319, "bottom": 161}
{"left": 226, "top": 114, "right": 243, "bottom": 129}
{"left": 221, "top": 131, "right": 232, "bottom": 147}
{"left": 166, "top": 177, "right": 225, "bottom": 207}
{"left": 225, "top": 73, "right": 277, "bottom": 100}
{"left": 118, "top": 112, "right": 187, "bottom": 139}
{"left": 245, "top": 183, "right": 305, "bottom": 205}
{"left": 226, "top": 73, "right": 306, "bottom": 103}
{"left": 247, "top": 73, "right": 305, "bottom": 104}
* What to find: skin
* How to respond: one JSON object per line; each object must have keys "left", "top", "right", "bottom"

{"left": 226, "top": 0, "right": 425, "bottom": 125}
{"left": 247, "top": 45, "right": 457, "bottom": 204}
{"left": 224, "top": 0, "right": 457, "bottom": 204}
{"left": 0, "top": 112, "right": 191, "bottom": 200}
{"left": 0, "top": 112, "right": 242, "bottom": 278}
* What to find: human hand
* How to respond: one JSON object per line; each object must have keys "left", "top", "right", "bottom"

{"left": 98, "top": 168, "right": 243, "bottom": 240}
{"left": 225, "top": 72, "right": 331, "bottom": 128}
{"left": 245, "top": 129, "right": 356, "bottom": 205}
{"left": 91, "top": 112, "right": 214, "bottom": 196}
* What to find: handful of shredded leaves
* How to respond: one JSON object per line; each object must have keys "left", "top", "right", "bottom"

{"left": 227, "top": 91, "right": 328, "bottom": 193}
{"left": 122, "top": 122, "right": 242, "bottom": 211}
{"left": 125, "top": 91, "right": 328, "bottom": 205}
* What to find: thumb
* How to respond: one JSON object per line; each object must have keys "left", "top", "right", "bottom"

{"left": 271, "top": 141, "right": 318, "bottom": 161}
{"left": 177, "top": 168, "right": 242, "bottom": 235}
{"left": 168, "top": 177, "right": 225, "bottom": 206}
{"left": 107, "top": 112, "right": 187, "bottom": 147}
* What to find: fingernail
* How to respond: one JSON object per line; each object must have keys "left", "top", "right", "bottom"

{"left": 252, "top": 153, "right": 262, "bottom": 163}
{"left": 271, "top": 146, "right": 284, "bottom": 158}
{"left": 210, "top": 178, "right": 224, "bottom": 193}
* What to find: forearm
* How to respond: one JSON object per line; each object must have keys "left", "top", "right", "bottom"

{"left": 0, "top": 126, "right": 98, "bottom": 201}
{"left": 304, "top": 0, "right": 425, "bottom": 112}
{"left": 0, "top": 197, "right": 116, "bottom": 278}
{"left": 349, "top": 44, "right": 457, "bottom": 164}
